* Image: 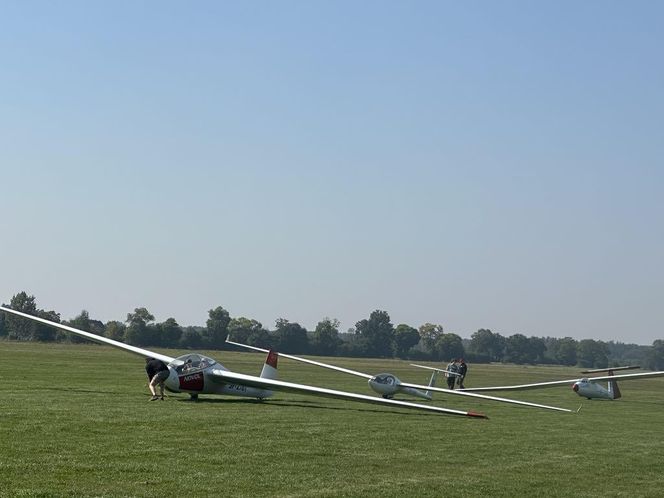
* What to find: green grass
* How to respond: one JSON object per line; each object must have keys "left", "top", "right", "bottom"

{"left": 1, "top": 342, "right": 664, "bottom": 497}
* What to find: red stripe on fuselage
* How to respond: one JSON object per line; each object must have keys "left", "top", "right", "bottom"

{"left": 179, "top": 373, "right": 204, "bottom": 391}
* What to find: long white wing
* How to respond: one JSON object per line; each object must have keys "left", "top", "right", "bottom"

{"left": 208, "top": 369, "right": 487, "bottom": 418}
{"left": 225, "top": 338, "right": 373, "bottom": 379}
{"left": 227, "top": 338, "right": 571, "bottom": 412}
{"left": 398, "top": 379, "right": 571, "bottom": 412}
{"left": 461, "top": 371, "right": 664, "bottom": 392}
{"left": 410, "top": 363, "right": 461, "bottom": 376}
{"left": 0, "top": 306, "right": 175, "bottom": 364}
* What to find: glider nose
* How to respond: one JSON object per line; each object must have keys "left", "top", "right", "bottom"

{"left": 572, "top": 383, "right": 579, "bottom": 392}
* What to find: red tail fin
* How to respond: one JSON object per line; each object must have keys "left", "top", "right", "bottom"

{"left": 266, "top": 350, "right": 278, "bottom": 369}
{"left": 259, "top": 350, "right": 279, "bottom": 380}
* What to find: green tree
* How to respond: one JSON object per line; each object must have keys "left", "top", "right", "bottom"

{"left": 105, "top": 321, "right": 127, "bottom": 341}
{"left": 204, "top": 306, "right": 231, "bottom": 349}
{"left": 505, "top": 334, "right": 533, "bottom": 364}
{"left": 418, "top": 323, "right": 444, "bottom": 354}
{"left": 435, "top": 333, "right": 465, "bottom": 361}
{"left": 469, "top": 329, "right": 505, "bottom": 362}
{"left": 125, "top": 307, "right": 155, "bottom": 346}
{"left": 227, "top": 317, "right": 264, "bottom": 344}
{"left": 393, "top": 324, "right": 420, "bottom": 358}
{"left": 312, "top": 318, "right": 341, "bottom": 356}
{"left": 6, "top": 292, "right": 38, "bottom": 340}
{"left": 273, "top": 318, "right": 308, "bottom": 354}
{"left": 180, "top": 327, "right": 205, "bottom": 349}
{"left": 577, "top": 339, "right": 609, "bottom": 368}
{"left": 154, "top": 318, "right": 182, "bottom": 347}
{"left": 64, "top": 310, "right": 104, "bottom": 343}
{"left": 34, "top": 309, "right": 60, "bottom": 342}
{"left": 355, "top": 310, "right": 394, "bottom": 358}
{"left": 553, "top": 337, "right": 578, "bottom": 366}
{"left": 645, "top": 340, "right": 664, "bottom": 370}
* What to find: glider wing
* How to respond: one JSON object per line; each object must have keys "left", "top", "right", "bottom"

{"left": 209, "top": 368, "right": 486, "bottom": 418}
{"left": 0, "top": 306, "right": 175, "bottom": 364}
{"left": 225, "top": 338, "right": 372, "bottom": 379}
{"left": 460, "top": 370, "right": 664, "bottom": 392}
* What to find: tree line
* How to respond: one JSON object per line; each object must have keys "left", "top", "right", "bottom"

{"left": 2, "top": 291, "right": 663, "bottom": 370}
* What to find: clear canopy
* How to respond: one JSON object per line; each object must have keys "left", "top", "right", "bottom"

{"left": 169, "top": 353, "right": 216, "bottom": 374}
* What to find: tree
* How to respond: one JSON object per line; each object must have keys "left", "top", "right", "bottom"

{"left": 5, "top": 292, "right": 38, "bottom": 340}
{"left": 273, "top": 318, "right": 308, "bottom": 354}
{"left": 227, "top": 317, "right": 262, "bottom": 342}
{"left": 435, "top": 333, "right": 465, "bottom": 361}
{"left": 34, "top": 309, "right": 60, "bottom": 342}
{"left": 105, "top": 321, "right": 127, "bottom": 341}
{"left": 125, "top": 308, "right": 155, "bottom": 346}
{"left": 393, "top": 324, "right": 420, "bottom": 358}
{"left": 154, "top": 318, "right": 182, "bottom": 347}
{"left": 646, "top": 340, "right": 664, "bottom": 370}
{"left": 469, "top": 329, "right": 505, "bottom": 362}
{"left": 312, "top": 318, "right": 341, "bottom": 356}
{"left": 204, "top": 306, "right": 231, "bottom": 349}
{"left": 418, "top": 323, "right": 444, "bottom": 354}
{"left": 577, "top": 339, "right": 609, "bottom": 369}
{"left": 64, "top": 310, "right": 104, "bottom": 344}
{"left": 180, "top": 327, "right": 205, "bottom": 349}
{"left": 503, "top": 334, "right": 546, "bottom": 364}
{"left": 355, "top": 310, "right": 395, "bottom": 358}
{"left": 552, "top": 337, "right": 578, "bottom": 366}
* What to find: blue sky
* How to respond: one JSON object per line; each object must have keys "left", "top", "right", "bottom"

{"left": 1, "top": 1, "right": 662, "bottom": 344}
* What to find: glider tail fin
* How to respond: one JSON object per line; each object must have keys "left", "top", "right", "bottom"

{"left": 424, "top": 370, "right": 439, "bottom": 398}
{"left": 608, "top": 369, "right": 622, "bottom": 399}
{"left": 260, "top": 350, "right": 279, "bottom": 380}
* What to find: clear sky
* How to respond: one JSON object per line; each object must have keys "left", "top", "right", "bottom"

{"left": 1, "top": 1, "right": 662, "bottom": 345}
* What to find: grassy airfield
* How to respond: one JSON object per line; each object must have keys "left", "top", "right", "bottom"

{"left": 1, "top": 342, "right": 663, "bottom": 497}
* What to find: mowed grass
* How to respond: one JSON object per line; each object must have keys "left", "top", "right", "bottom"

{"left": 1, "top": 342, "right": 664, "bottom": 497}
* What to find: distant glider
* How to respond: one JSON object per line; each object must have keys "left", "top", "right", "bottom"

{"left": 459, "top": 366, "right": 664, "bottom": 400}
{"left": 225, "top": 338, "right": 572, "bottom": 412}
{"left": 0, "top": 306, "right": 487, "bottom": 418}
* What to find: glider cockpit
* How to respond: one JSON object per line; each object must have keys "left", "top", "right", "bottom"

{"left": 170, "top": 354, "right": 217, "bottom": 374}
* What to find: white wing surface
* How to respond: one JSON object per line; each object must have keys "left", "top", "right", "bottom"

{"left": 461, "top": 371, "right": 664, "bottom": 392}
{"left": 209, "top": 369, "right": 487, "bottom": 418}
{"left": 410, "top": 363, "right": 461, "bottom": 377}
{"left": 0, "top": 306, "right": 175, "bottom": 364}
{"left": 225, "top": 338, "right": 373, "bottom": 379}
{"left": 398, "top": 379, "right": 571, "bottom": 412}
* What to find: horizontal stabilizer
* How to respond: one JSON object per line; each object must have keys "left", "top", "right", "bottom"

{"left": 580, "top": 366, "right": 640, "bottom": 374}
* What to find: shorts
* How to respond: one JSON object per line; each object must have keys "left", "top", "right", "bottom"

{"left": 152, "top": 370, "right": 169, "bottom": 383}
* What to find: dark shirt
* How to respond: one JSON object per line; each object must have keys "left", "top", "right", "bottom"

{"left": 145, "top": 359, "right": 169, "bottom": 379}
{"left": 458, "top": 362, "right": 468, "bottom": 376}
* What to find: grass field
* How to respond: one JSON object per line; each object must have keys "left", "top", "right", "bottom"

{"left": 1, "top": 342, "right": 663, "bottom": 497}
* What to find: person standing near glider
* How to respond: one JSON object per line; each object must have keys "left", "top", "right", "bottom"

{"left": 457, "top": 358, "right": 468, "bottom": 389}
{"left": 145, "top": 357, "right": 169, "bottom": 401}
{"left": 446, "top": 359, "right": 458, "bottom": 390}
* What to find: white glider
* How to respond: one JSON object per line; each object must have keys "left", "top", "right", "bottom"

{"left": 459, "top": 367, "right": 664, "bottom": 400}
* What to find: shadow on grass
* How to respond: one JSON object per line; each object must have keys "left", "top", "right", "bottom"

{"left": 172, "top": 396, "right": 462, "bottom": 417}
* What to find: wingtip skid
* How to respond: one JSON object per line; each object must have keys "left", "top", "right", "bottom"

{"left": 467, "top": 410, "right": 488, "bottom": 419}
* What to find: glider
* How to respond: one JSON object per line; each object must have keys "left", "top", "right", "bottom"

{"left": 225, "top": 338, "right": 572, "bottom": 412}
{"left": 0, "top": 306, "right": 487, "bottom": 418}
{"left": 459, "top": 366, "right": 664, "bottom": 400}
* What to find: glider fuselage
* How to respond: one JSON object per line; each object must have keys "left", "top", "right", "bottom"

{"left": 572, "top": 379, "right": 615, "bottom": 400}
